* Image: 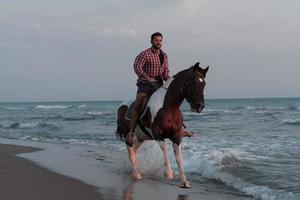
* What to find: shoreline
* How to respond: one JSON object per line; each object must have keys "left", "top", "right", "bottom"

{"left": 0, "top": 138, "right": 253, "bottom": 200}
{"left": 0, "top": 143, "right": 102, "bottom": 200}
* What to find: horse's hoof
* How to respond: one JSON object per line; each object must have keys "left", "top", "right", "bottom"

{"left": 164, "top": 170, "right": 174, "bottom": 180}
{"left": 180, "top": 181, "right": 191, "bottom": 188}
{"left": 133, "top": 173, "right": 142, "bottom": 180}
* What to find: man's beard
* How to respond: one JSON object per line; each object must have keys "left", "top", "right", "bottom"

{"left": 152, "top": 45, "right": 161, "bottom": 49}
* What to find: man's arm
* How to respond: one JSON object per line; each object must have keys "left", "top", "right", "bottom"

{"left": 162, "top": 54, "right": 171, "bottom": 80}
{"left": 133, "top": 51, "right": 147, "bottom": 77}
{"left": 133, "top": 52, "right": 156, "bottom": 82}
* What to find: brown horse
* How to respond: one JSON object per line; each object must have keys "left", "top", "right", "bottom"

{"left": 116, "top": 62, "right": 209, "bottom": 188}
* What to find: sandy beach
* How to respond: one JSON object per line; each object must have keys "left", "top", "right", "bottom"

{"left": 0, "top": 143, "right": 102, "bottom": 200}
{"left": 0, "top": 138, "right": 254, "bottom": 200}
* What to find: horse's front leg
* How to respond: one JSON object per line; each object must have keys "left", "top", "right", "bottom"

{"left": 127, "top": 138, "right": 143, "bottom": 180}
{"left": 172, "top": 142, "right": 191, "bottom": 188}
{"left": 158, "top": 141, "right": 174, "bottom": 179}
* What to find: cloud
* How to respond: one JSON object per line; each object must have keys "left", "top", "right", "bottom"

{"left": 0, "top": 0, "right": 300, "bottom": 101}
{"left": 86, "top": 26, "right": 114, "bottom": 37}
{"left": 119, "top": 27, "right": 138, "bottom": 37}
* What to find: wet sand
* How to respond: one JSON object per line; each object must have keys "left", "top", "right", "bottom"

{"left": 0, "top": 139, "right": 254, "bottom": 200}
{"left": 0, "top": 144, "right": 102, "bottom": 200}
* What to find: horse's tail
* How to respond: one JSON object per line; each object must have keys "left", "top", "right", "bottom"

{"left": 115, "top": 105, "right": 129, "bottom": 142}
{"left": 115, "top": 125, "right": 123, "bottom": 141}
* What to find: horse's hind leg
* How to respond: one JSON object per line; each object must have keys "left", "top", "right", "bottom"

{"left": 158, "top": 141, "right": 174, "bottom": 179}
{"left": 127, "top": 139, "right": 143, "bottom": 180}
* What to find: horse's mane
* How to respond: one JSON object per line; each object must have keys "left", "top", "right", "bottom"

{"left": 172, "top": 66, "right": 193, "bottom": 79}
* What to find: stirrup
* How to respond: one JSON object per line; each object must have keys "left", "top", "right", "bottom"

{"left": 126, "top": 132, "right": 135, "bottom": 146}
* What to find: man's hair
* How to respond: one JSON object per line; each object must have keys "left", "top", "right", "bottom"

{"left": 151, "top": 32, "right": 163, "bottom": 41}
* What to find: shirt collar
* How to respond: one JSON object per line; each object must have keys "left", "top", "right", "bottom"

{"left": 150, "top": 47, "right": 164, "bottom": 55}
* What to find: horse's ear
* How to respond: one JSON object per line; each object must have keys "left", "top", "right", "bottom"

{"left": 192, "top": 62, "right": 200, "bottom": 71}
{"left": 203, "top": 65, "right": 209, "bottom": 74}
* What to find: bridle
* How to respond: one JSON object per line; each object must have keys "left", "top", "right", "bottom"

{"left": 181, "top": 74, "right": 204, "bottom": 108}
{"left": 161, "top": 72, "right": 204, "bottom": 107}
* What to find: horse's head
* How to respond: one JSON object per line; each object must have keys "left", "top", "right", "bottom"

{"left": 182, "top": 62, "right": 209, "bottom": 113}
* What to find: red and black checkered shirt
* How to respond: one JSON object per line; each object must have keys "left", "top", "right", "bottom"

{"left": 133, "top": 47, "right": 170, "bottom": 84}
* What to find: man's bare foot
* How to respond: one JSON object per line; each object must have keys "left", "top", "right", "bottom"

{"left": 126, "top": 132, "right": 134, "bottom": 146}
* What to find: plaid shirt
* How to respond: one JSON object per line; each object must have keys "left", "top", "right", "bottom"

{"left": 133, "top": 47, "right": 170, "bottom": 84}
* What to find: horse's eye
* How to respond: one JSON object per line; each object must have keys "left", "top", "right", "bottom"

{"left": 199, "top": 78, "right": 203, "bottom": 82}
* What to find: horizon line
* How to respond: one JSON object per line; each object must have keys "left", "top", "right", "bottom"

{"left": 0, "top": 96, "right": 299, "bottom": 103}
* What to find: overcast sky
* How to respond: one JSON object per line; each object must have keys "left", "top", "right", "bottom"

{"left": 0, "top": 0, "right": 299, "bottom": 102}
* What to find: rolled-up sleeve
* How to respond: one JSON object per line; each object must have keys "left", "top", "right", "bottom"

{"left": 162, "top": 54, "right": 170, "bottom": 80}
{"left": 133, "top": 51, "right": 147, "bottom": 77}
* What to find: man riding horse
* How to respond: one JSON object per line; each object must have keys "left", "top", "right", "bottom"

{"left": 126, "top": 32, "right": 192, "bottom": 146}
{"left": 116, "top": 59, "right": 209, "bottom": 188}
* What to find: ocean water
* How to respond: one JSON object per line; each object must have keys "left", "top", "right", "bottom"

{"left": 0, "top": 98, "right": 299, "bottom": 200}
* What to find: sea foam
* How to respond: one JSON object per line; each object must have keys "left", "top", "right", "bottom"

{"left": 35, "top": 105, "right": 71, "bottom": 109}
{"left": 183, "top": 148, "right": 297, "bottom": 200}
{"left": 280, "top": 118, "right": 300, "bottom": 125}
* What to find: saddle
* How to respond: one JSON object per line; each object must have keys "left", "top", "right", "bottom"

{"left": 124, "top": 100, "right": 154, "bottom": 140}
{"left": 125, "top": 81, "right": 161, "bottom": 120}
{"left": 125, "top": 100, "right": 151, "bottom": 125}
{"left": 123, "top": 78, "right": 175, "bottom": 141}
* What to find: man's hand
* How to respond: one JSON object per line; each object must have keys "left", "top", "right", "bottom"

{"left": 142, "top": 72, "right": 157, "bottom": 83}
{"left": 147, "top": 77, "right": 157, "bottom": 83}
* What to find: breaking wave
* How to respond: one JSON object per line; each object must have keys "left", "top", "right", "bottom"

{"left": 34, "top": 105, "right": 71, "bottom": 109}
{"left": 184, "top": 149, "right": 297, "bottom": 200}
{"left": 280, "top": 118, "right": 300, "bottom": 125}
{"left": 78, "top": 104, "right": 87, "bottom": 108}
{"left": 63, "top": 116, "right": 96, "bottom": 121}
{"left": 245, "top": 105, "right": 299, "bottom": 111}
{"left": 87, "top": 111, "right": 105, "bottom": 116}
{"left": 5, "top": 107, "right": 27, "bottom": 110}
{"left": 183, "top": 109, "right": 240, "bottom": 116}
{"left": 182, "top": 105, "right": 299, "bottom": 116}
{"left": 0, "top": 121, "right": 59, "bottom": 130}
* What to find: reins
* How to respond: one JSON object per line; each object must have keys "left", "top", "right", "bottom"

{"left": 162, "top": 73, "right": 204, "bottom": 102}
